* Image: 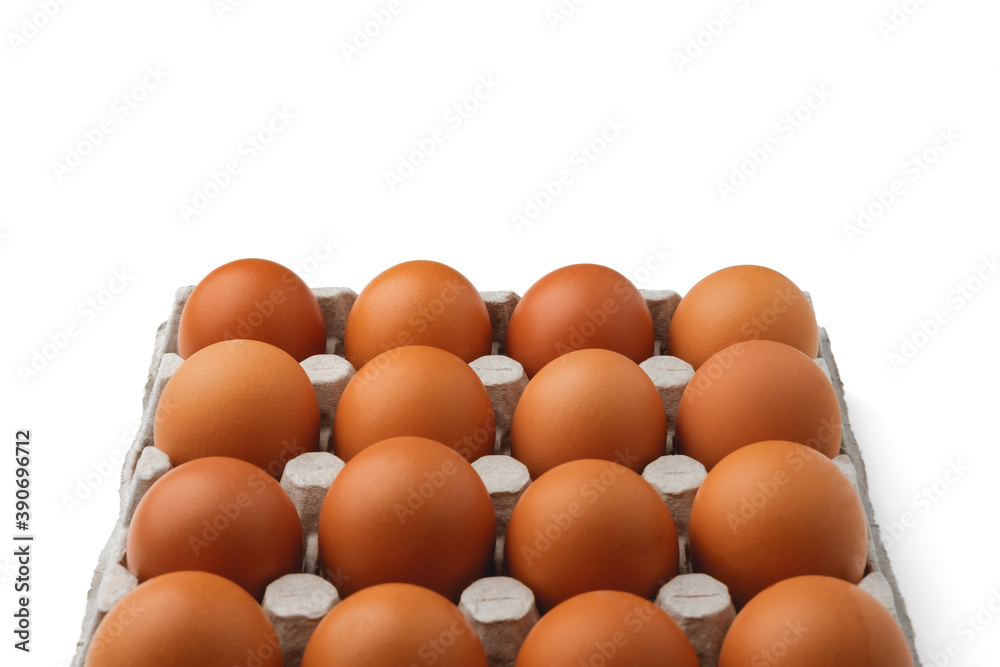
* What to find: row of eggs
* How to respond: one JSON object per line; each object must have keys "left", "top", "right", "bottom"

{"left": 86, "top": 258, "right": 913, "bottom": 666}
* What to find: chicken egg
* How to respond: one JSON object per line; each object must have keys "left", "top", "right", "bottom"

{"left": 689, "top": 441, "right": 868, "bottom": 608}
{"left": 179, "top": 258, "right": 326, "bottom": 362}
{"left": 505, "top": 459, "right": 678, "bottom": 612}
{"left": 505, "top": 264, "right": 655, "bottom": 378}
{"left": 85, "top": 571, "right": 282, "bottom": 667}
{"left": 718, "top": 576, "right": 914, "bottom": 667}
{"left": 302, "top": 583, "right": 488, "bottom": 667}
{"left": 332, "top": 345, "right": 495, "bottom": 462}
{"left": 344, "top": 259, "right": 493, "bottom": 369}
{"left": 318, "top": 437, "right": 496, "bottom": 601}
{"left": 667, "top": 265, "right": 818, "bottom": 370}
{"left": 515, "top": 590, "right": 699, "bottom": 667}
{"left": 510, "top": 348, "right": 666, "bottom": 479}
{"left": 155, "top": 339, "right": 320, "bottom": 477}
{"left": 126, "top": 456, "right": 304, "bottom": 600}
{"left": 675, "top": 340, "right": 842, "bottom": 470}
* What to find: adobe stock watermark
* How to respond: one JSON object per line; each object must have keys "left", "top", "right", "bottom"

{"left": 552, "top": 279, "right": 644, "bottom": 356}
{"left": 887, "top": 254, "right": 997, "bottom": 372}
{"left": 877, "top": 0, "right": 932, "bottom": 41}
{"left": 725, "top": 445, "right": 812, "bottom": 533}
{"left": 415, "top": 618, "right": 474, "bottom": 666}
{"left": 189, "top": 468, "right": 273, "bottom": 556}
{"left": 715, "top": 84, "right": 833, "bottom": 202}
{"left": 17, "top": 268, "right": 135, "bottom": 385}
{"left": 544, "top": 0, "right": 593, "bottom": 31}
{"left": 393, "top": 456, "right": 459, "bottom": 524}
{"left": 843, "top": 126, "right": 958, "bottom": 244}
{"left": 340, "top": 0, "right": 417, "bottom": 64}
{"left": 51, "top": 65, "right": 168, "bottom": 183}
{"left": 213, "top": 0, "right": 251, "bottom": 20}
{"left": 576, "top": 599, "right": 660, "bottom": 666}
{"left": 510, "top": 116, "right": 628, "bottom": 233}
{"left": 351, "top": 276, "right": 477, "bottom": 388}
{"left": 62, "top": 423, "right": 139, "bottom": 514}
{"left": 881, "top": 459, "right": 969, "bottom": 550}
{"left": 671, "top": 0, "right": 757, "bottom": 73}
{"left": 289, "top": 234, "right": 341, "bottom": 279}
{"left": 383, "top": 75, "right": 500, "bottom": 192}
{"left": 752, "top": 619, "right": 810, "bottom": 665}
{"left": 85, "top": 599, "right": 145, "bottom": 659}
{"left": 626, "top": 244, "right": 673, "bottom": 288}
{"left": 178, "top": 106, "right": 295, "bottom": 223}
{"left": 520, "top": 451, "right": 639, "bottom": 566}
{"left": 926, "top": 587, "right": 1000, "bottom": 666}
{"left": 7, "top": 0, "right": 73, "bottom": 54}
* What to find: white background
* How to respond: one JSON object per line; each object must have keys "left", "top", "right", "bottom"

{"left": 2, "top": 0, "right": 998, "bottom": 665}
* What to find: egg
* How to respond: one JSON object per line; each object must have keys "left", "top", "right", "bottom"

{"left": 718, "top": 576, "right": 914, "bottom": 667}
{"left": 343, "top": 259, "right": 493, "bottom": 369}
{"left": 689, "top": 441, "right": 868, "bottom": 608}
{"left": 302, "top": 583, "right": 488, "bottom": 667}
{"left": 155, "top": 339, "right": 320, "bottom": 477}
{"left": 675, "top": 340, "right": 842, "bottom": 470}
{"left": 515, "top": 590, "right": 699, "bottom": 667}
{"left": 178, "top": 258, "right": 326, "bottom": 362}
{"left": 666, "top": 265, "right": 818, "bottom": 370}
{"left": 332, "top": 345, "right": 495, "bottom": 462}
{"left": 318, "top": 437, "right": 496, "bottom": 601}
{"left": 505, "top": 459, "right": 678, "bottom": 611}
{"left": 505, "top": 264, "right": 655, "bottom": 378}
{"left": 510, "top": 349, "right": 667, "bottom": 479}
{"left": 126, "top": 457, "right": 304, "bottom": 600}
{"left": 85, "top": 571, "right": 282, "bottom": 667}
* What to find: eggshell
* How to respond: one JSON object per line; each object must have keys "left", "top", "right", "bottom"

{"left": 719, "top": 576, "right": 914, "bottom": 667}
{"left": 505, "top": 264, "right": 655, "bottom": 378}
{"left": 344, "top": 259, "right": 493, "bottom": 369}
{"left": 515, "top": 590, "right": 699, "bottom": 667}
{"left": 332, "top": 345, "right": 495, "bottom": 462}
{"left": 318, "top": 437, "right": 496, "bottom": 602}
{"left": 510, "top": 349, "right": 667, "bottom": 479}
{"left": 155, "top": 339, "right": 320, "bottom": 477}
{"left": 178, "top": 258, "right": 326, "bottom": 362}
{"left": 675, "top": 340, "right": 842, "bottom": 470}
{"left": 505, "top": 459, "right": 678, "bottom": 612}
{"left": 667, "top": 265, "right": 818, "bottom": 370}
{"left": 302, "top": 582, "right": 488, "bottom": 667}
{"left": 126, "top": 457, "right": 304, "bottom": 600}
{"left": 85, "top": 571, "right": 282, "bottom": 667}
{"left": 689, "top": 441, "right": 868, "bottom": 608}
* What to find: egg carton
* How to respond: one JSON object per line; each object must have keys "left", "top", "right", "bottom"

{"left": 71, "top": 286, "right": 921, "bottom": 667}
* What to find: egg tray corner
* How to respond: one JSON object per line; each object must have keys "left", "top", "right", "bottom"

{"left": 70, "top": 286, "right": 921, "bottom": 667}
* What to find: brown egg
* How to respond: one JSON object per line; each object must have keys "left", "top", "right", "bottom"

{"left": 126, "top": 457, "right": 304, "bottom": 600}
{"left": 510, "top": 349, "right": 666, "bottom": 479}
{"left": 515, "top": 590, "right": 699, "bottom": 667}
{"left": 667, "top": 265, "right": 818, "bottom": 370}
{"left": 318, "top": 437, "right": 496, "bottom": 601}
{"left": 85, "top": 571, "right": 282, "bottom": 667}
{"left": 155, "top": 339, "right": 320, "bottom": 477}
{"left": 343, "top": 260, "right": 493, "bottom": 370}
{"left": 719, "top": 576, "right": 914, "bottom": 667}
{"left": 302, "top": 583, "right": 488, "bottom": 667}
{"left": 689, "top": 441, "right": 868, "bottom": 608}
{"left": 675, "top": 340, "right": 841, "bottom": 470}
{"left": 332, "top": 345, "right": 495, "bottom": 462}
{"left": 505, "top": 459, "right": 678, "bottom": 612}
{"left": 505, "top": 264, "right": 655, "bottom": 378}
{"left": 179, "top": 258, "right": 326, "bottom": 362}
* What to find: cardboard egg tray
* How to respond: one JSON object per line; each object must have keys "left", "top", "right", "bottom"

{"left": 71, "top": 286, "right": 921, "bottom": 667}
